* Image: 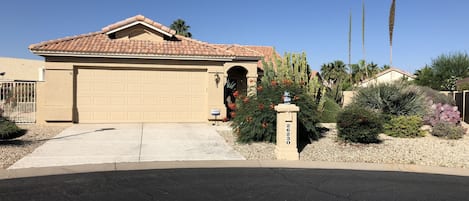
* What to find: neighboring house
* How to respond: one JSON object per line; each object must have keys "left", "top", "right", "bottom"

{"left": 0, "top": 57, "right": 44, "bottom": 81}
{"left": 309, "top": 70, "right": 323, "bottom": 84}
{"left": 358, "top": 67, "right": 415, "bottom": 87}
{"left": 456, "top": 77, "right": 469, "bottom": 90}
{"left": 30, "top": 15, "right": 277, "bottom": 124}
{"left": 343, "top": 67, "right": 415, "bottom": 107}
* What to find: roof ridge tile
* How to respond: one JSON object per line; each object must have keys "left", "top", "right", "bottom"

{"left": 101, "top": 14, "right": 177, "bottom": 35}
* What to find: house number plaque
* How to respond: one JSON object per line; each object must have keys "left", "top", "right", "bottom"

{"left": 285, "top": 122, "right": 291, "bottom": 145}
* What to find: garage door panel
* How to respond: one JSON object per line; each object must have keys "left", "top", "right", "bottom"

{"left": 77, "top": 68, "right": 207, "bottom": 123}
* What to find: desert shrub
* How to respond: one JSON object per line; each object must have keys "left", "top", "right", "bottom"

{"left": 231, "top": 81, "right": 320, "bottom": 143}
{"left": 353, "top": 83, "right": 427, "bottom": 117}
{"left": 432, "top": 122, "right": 466, "bottom": 139}
{"left": 319, "top": 97, "right": 341, "bottom": 123}
{"left": 416, "top": 86, "right": 455, "bottom": 105}
{"left": 337, "top": 105, "right": 383, "bottom": 143}
{"left": 0, "top": 118, "right": 25, "bottom": 140}
{"left": 384, "top": 115, "right": 425, "bottom": 138}
{"left": 423, "top": 103, "right": 460, "bottom": 126}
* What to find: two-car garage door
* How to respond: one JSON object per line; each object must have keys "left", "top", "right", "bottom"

{"left": 76, "top": 68, "right": 207, "bottom": 123}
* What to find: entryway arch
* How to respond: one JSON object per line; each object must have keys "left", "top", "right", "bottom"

{"left": 224, "top": 66, "right": 248, "bottom": 119}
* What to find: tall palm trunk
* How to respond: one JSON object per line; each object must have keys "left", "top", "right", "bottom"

{"left": 362, "top": 0, "right": 367, "bottom": 77}
{"left": 348, "top": 10, "right": 353, "bottom": 84}
{"left": 389, "top": 0, "right": 396, "bottom": 66}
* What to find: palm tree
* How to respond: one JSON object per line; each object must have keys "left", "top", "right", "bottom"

{"left": 367, "top": 62, "right": 380, "bottom": 76}
{"left": 362, "top": 0, "right": 367, "bottom": 77}
{"left": 350, "top": 64, "right": 362, "bottom": 84}
{"left": 170, "top": 19, "right": 192, "bottom": 38}
{"left": 382, "top": 65, "right": 391, "bottom": 71}
{"left": 321, "top": 60, "right": 348, "bottom": 104}
{"left": 348, "top": 10, "right": 353, "bottom": 83}
{"left": 351, "top": 61, "right": 381, "bottom": 84}
{"left": 320, "top": 60, "right": 348, "bottom": 87}
{"left": 351, "top": 60, "right": 367, "bottom": 84}
{"left": 389, "top": 0, "right": 396, "bottom": 66}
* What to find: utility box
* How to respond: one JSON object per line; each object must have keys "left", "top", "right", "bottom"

{"left": 274, "top": 104, "right": 300, "bottom": 160}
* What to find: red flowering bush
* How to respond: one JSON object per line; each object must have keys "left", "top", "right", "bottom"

{"left": 230, "top": 80, "right": 320, "bottom": 143}
{"left": 233, "top": 90, "right": 239, "bottom": 98}
{"left": 228, "top": 103, "right": 237, "bottom": 110}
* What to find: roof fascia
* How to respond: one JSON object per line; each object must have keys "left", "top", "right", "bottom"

{"left": 233, "top": 56, "right": 263, "bottom": 61}
{"left": 31, "top": 51, "right": 234, "bottom": 61}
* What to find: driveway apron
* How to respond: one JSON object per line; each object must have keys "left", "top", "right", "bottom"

{"left": 9, "top": 123, "right": 245, "bottom": 169}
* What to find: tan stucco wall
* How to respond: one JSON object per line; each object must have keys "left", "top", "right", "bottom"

{"left": 0, "top": 57, "right": 43, "bottom": 81}
{"left": 37, "top": 57, "right": 258, "bottom": 124}
{"left": 342, "top": 91, "right": 357, "bottom": 107}
{"left": 114, "top": 24, "right": 166, "bottom": 42}
{"left": 360, "top": 70, "right": 414, "bottom": 87}
{"left": 223, "top": 61, "right": 258, "bottom": 94}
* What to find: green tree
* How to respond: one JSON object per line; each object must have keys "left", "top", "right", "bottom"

{"left": 320, "top": 60, "right": 348, "bottom": 103}
{"left": 414, "top": 65, "right": 436, "bottom": 88}
{"left": 351, "top": 60, "right": 366, "bottom": 84}
{"left": 415, "top": 52, "right": 469, "bottom": 90}
{"left": 368, "top": 62, "right": 381, "bottom": 76}
{"left": 382, "top": 64, "right": 391, "bottom": 71}
{"left": 321, "top": 60, "right": 348, "bottom": 87}
{"left": 350, "top": 60, "right": 380, "bottom": 85}
{"left": 170, "top": 19, "right": 192, "bottom": 37}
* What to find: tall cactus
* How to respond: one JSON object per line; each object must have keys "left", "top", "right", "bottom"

{"left": 261, "top": 52, "right": 325, "bottom": 110}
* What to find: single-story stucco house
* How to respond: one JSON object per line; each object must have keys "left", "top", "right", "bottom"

{"left": 358, "top": 67, "right": 415, "bottom": 88}
{"left": 30, "top": 15, "right": 277, "bottom": 124}
{"left": 343, "top": 67, "right": 416, "bottom": 106}
{"left": 0, "top": 57, "right": 44, "bottom": 81}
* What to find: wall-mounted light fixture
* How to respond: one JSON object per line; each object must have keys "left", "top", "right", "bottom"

{"left": 214, "top": 72, "right": 221, "bottom": 86}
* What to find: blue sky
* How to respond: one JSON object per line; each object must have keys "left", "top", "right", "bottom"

{"left": 1, "top": 0, "right": 468, "bottom": 74}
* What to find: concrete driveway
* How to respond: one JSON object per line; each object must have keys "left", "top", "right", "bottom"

{"left": 9, "top": 123, "right": 245, "bottom": 169}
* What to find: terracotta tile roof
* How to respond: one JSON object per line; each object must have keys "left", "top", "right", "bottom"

{"left": 243, "top": 46, "right": 280, "bottom": 69}
{"left": 30, "top": 32, "right": 233, "bottom": 58}
{"left": 212, "top": 44, "right": 264, "bottom": 57}
{"left": 310, "top": 70, "right": 321, "bottom": 80}
{"left": 29, "top": 15, "right": 270, "bottom": 60}
{"left": 101, "top": 15, "right": 176, "bottom": 35}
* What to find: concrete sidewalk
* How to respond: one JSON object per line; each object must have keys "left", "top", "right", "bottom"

{"left": 9, "top": 123, "right": 245, "bottom": 169}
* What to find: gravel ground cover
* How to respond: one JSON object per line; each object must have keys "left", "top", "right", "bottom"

{"left": 0, "top": 124, "right": 67, "bottom": 169}
{"left": 3, "top": 122, "right": 469, "bottom": 170}
{"left": 218, "top": 123, "right": 469, "bottom": 169}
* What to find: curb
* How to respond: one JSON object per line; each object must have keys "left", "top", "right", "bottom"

{"left": 1, "top": 160, "right": 469, "bottom": 180}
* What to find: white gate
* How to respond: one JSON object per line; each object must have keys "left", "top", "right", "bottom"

{"left": 0, "top": 81, "right": 36, "bottom": 123}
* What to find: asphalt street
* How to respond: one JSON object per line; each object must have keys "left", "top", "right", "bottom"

{"left": 1, "top": 168, "right": 469, "bottom": 201}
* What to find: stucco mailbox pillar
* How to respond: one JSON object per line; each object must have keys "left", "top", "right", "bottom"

{"left": 274, "top": 104, "right": 300, "bottom": 160}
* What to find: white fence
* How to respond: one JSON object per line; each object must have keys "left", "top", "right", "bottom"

{"left": 0, "top": 81, "right": 36, "bottom": 123}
